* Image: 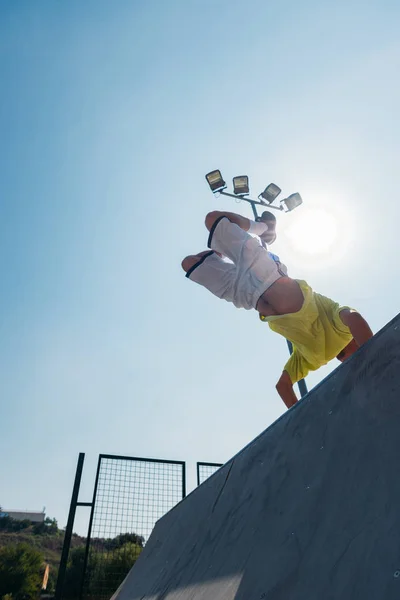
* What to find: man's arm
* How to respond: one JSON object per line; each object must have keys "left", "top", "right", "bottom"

{"left": 339, "top": 309, "right": 373, "bottom": 346}
{"left": 276, "top": 371, "right": 298, "bottom": 409}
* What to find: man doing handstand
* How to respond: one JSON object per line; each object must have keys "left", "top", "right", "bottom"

{"left": 182, "top": 210, "right": 373, "bottom": 409}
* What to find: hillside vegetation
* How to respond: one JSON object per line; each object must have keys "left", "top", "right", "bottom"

{"left": 0, "top": 517, "right": 143, "bottom": 600}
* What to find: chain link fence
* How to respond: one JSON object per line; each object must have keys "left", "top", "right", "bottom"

{"left": 196, "top": 462, "right": 223, "bottom": 486}
{"left": 80, "top": 455, "right": 186, "bottom": 600}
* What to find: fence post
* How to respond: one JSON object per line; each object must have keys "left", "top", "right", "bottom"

{"left": 78, "top": 455, "right": 102, "bottom": 600}
{"left": 55, "top": 453, "right": 85, "bottom": 600}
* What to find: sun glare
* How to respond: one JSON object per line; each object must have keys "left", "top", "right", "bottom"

{"left": 284, "top": 208, "right": 339, "bottom": 255}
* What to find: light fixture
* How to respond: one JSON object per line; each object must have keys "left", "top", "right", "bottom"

{"left": 232, "top": 176, "right": 249, "bottom": 196}
{"left": 205, "top": 170, "right": 226, "bottom": 192}
{"left": 259, "top": 183, "right": 281, "bottom": 204}
{"left": 281, "top": 192, "right": 303, "bottom": 212}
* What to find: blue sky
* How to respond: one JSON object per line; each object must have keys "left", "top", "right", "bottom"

{"left": 1, "top": 0, "right": 399, "bottom": 533}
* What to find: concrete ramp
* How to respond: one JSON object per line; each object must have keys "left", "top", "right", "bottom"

{"left": 112, "top": 314, "right": 400, "bottom": 600}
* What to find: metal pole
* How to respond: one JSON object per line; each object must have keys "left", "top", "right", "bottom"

{"left": 55, "top": 453, "right": 85, "bottom": 600}
{"left": 182, "top": 463, "right": 187, "bottom": 499}
{"left": 286, "top": 340, "right": 308, "bottom": 398}
{"left": 250, "top": 201, "right": 258, "bottom": 221}
{"left": 196, "top": 463, "right": 200, "bottom": 487}
{"left": 219, "top": 190, "right": 284, "bottom": 211}
{"left": 79, "top": 454, "right": 101, "bottom": 600}
{"left": 78, "top": 455, "right": 102, "bottom": 600}
{"left": 297, "top": 378, "right": 308, "bottom": 398}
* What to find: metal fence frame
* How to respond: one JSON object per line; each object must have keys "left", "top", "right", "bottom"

{"left": 80, "top": 454, "right": 186, "bottom": 600}
{"left": 196, "top": 462, "right": 223, "bottom": 487}
{"left": 57, "top": 455, "right": 227, "bottom": 600}
{"left": 55, "top": 453, "right": 186, "bottom": 600}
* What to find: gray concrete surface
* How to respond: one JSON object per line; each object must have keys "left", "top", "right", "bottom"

{"left": 112, "top": 313, "right": 400, "bottom": 600}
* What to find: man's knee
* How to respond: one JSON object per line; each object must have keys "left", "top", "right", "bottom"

{"left": 181, "top": 255, "right": 198, "bottom": 273}
{"left": 205, "top": 211, "right": 223, "bottom": 232}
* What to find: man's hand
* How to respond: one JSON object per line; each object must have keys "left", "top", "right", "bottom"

{"left": 339, "top": 309, "right": 373, "bottom": 347}
{"left": 276, "top": 371, "right": 298, "bottom": 409}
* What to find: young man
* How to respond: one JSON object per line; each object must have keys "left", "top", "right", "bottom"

{"left": 182, "top": 210, "right": 373, "bottom": 409}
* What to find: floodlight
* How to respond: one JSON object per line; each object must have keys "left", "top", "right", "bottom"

{"left": 259, "top": 183, "right": 281, "bottom": 204}
{"left": 233, "top": 176, "right": 249, "bottom": 196}
{"left": 281, "top": 192, "right": 303, "bottom": 212}
{"left": 205, "top": 170, "right": 226, "bottom": 192}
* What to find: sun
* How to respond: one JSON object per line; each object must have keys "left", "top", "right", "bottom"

{"left": 283, "top": 208, "right": 339, "bottom": 255}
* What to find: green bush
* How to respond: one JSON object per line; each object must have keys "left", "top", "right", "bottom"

{"left": 62, "top": 541, "right": 142, "bottom": 599}
{"left": 0, "top": 543, "right": 44, "bottom": 600}
{"left": 32, "top": 518, "right": 59, "bottom": 536}
{"left": 105, "top": 532, "right": 144, "bottom": 551}
{"left": 0, "top": 517, "right": 31, "bottom": 533}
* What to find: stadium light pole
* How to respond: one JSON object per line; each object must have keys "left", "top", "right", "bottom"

{"left": 205, "top": 169, "right": 308, "bottom": 399}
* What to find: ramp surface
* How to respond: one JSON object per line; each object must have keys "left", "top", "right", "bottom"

{"left": 112, "top": 314, "right": 400, "bottom": 600}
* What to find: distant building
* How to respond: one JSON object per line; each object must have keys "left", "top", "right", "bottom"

{"left": 0, "top": 510, "right": 45, "bottom": 523}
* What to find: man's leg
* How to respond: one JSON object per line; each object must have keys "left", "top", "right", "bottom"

{"left": 204, "top": 212, "right": 255, "bottom": 267}
{"left": 203, "top": 213, "right": 291, "bottom": 310}
{"left": 181, "top": 251, "right": 212, "bottom": 274}
{"left": 206, "top": 210, "right": 277, "bottom": 247}
{"left": 205, "top": 211, "right": 251, "bottom": 233}
{"left": 181, "top": 250, "right": 238, "bottom": 305}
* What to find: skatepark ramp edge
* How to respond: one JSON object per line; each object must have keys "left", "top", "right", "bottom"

{"left": 112, "top": 312, "right": 400, "bottom": 600}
